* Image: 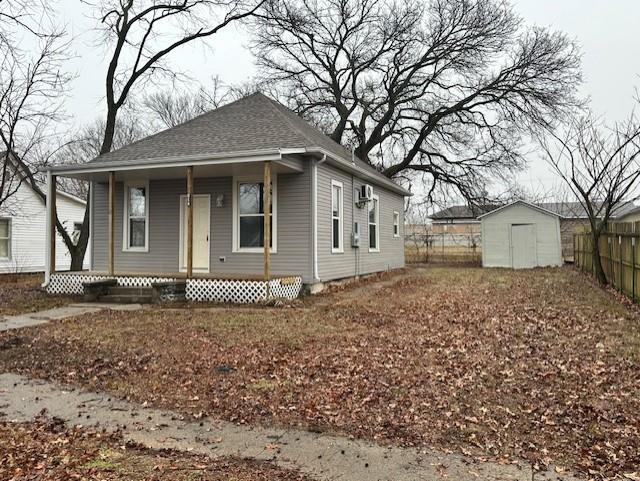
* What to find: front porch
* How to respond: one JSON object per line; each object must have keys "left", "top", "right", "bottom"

{"left": 43, "top": 150, "right": 312, "bottom": 303}
{"left": 47, "top": 271, "right": 303, "bottom": 303}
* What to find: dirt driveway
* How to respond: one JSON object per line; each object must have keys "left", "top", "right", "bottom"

{"left": 0, "top": 266, "right": 638, "bottom": 478}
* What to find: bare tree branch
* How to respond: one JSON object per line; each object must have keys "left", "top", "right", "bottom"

{"left": 251, "top": 0, "right": 583, "bottom": 203}
{"left": 539, "top": 108, "right": 640, "bottom": 284}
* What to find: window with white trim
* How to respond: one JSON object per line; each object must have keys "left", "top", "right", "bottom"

{"left": 72, "top": 222, "right": 83, "bottom": 245}
{"left": 234, "top": 178, "right": 276, "bottom": 252}
{"left": 0, "top": 218, "right": 10, "bottom": 259}
{"left": 368, "top": 194, "right": 379, "bottom": 252}
{"left": 393, "top": 211, "right": 400, "bottom": 237}
{"left": 331, "top": 180, "right": 343, "bottom": 253}
{"left": 123, "top": 181, "right": 149, "bottom": 251}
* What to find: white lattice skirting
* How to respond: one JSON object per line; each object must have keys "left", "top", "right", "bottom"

{"left": 47, "top": 274, "right": 303, "bottom": 304}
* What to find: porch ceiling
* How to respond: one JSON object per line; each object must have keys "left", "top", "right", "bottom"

{"left": 54, "top": 156, "right": 304, "bottom": 182}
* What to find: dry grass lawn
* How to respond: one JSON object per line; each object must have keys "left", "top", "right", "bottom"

{"left": 0, "top": 267, "right": 639, "bottom": 478}
{"left": 0, "top": 273, "right": 78, "bottom": 317}
{"left": 0, "top": 417, "right": 310, "bottom": 480}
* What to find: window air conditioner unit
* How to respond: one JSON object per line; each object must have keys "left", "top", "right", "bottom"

{"left": 359, "top": 184, "right": 374, "bottom": 202}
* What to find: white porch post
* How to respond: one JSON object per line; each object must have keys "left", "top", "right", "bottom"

{"left": 186, "top": 166, "right": 194, "bottom": 278}
{"left": 108, "top": 171, "right": 115, "bottom": 276}
{"left": 44, "top": 170, "right": 56, "bottom": 285}
{"left": 263, "top": 160, "right": 271, "bottom": 298}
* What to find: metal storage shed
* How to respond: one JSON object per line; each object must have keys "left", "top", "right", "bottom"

{"left": 479, "top": 200, "right": 563, "bottom": 269}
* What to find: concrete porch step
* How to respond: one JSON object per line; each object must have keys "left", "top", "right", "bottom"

{"left": 98, "top": 294, "right": 154, "bottom": 304}
{"left": 107, "top": 286, "right": 153, "bottom": 296}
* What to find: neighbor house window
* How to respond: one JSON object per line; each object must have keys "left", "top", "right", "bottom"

{"left": 234, "top": 177, "right": 276, "bottom": 252}
{"left": 0, "top": 218, "right": 10, "bottom": 259}
{"left": 393, "top": 211, "right": 400, "bottom": 237}
{"left": 368, "top": 194, "right": 379, "bottom": 252}
{"left": 331, "top": 180, "right": 343, "bottom": 253}
{"left": 72, "top": 222, "right": 83, "bottom": 245}
{"left": 123, "top": 181, "right": 149, "bottom": 251}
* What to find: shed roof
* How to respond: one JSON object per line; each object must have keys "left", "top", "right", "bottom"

{"left": 431, "top": 204, "right": 498, "bottom": 220}
{"left": 433, "top": 201, "right": 600, "bottom": 221}
{"left": 477, "top": 200, "right": 562, "bottom": 220}
{"left": 54, "top": 92, "right": 409, "bottom": 196}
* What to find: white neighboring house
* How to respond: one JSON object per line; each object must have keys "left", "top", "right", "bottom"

{"left": 479, "top": 200, "right": 563, "bottom": 269}
{"left": 0, "top": 178, "right": 88, "bottom": 274}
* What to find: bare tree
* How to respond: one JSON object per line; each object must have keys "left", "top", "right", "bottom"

{"left": 94, "top": 0, "right": 265, "bottom": 154}
{"left": 0, "top": 1, "right": 90, "bottom": 269}
{"left": 0, "top": 1, "right": 70, "bottom": 211}
{"left": 405, "top": 199, "right": 432, "bottom": 263}
{"left": 142, "top": 76, "right": 255, "bottom": 129}
{"left": 58, "top": 0, "right": 265, "bottom": 269}
{"left": 540, "top": 111, "right": 640, "bottom": 284}
{"left": 53, "top": 113, "right": 149, "bottom": 199}
{"left": 252, "top": 0, "right": 582, "bottom": 202}
{"left": 0, "top": 0, "right": 52, "bottom": 42}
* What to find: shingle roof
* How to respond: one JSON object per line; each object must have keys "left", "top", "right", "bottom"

{"left": 431, "top": 204, "right": 498, "bottom": 219}
{"left": 84, "top": 92, "right": 407, "bottom": 195}
{"left": 433, "top": 201, "right": 601, "bottom": 220}
{"left": 536, "top": 202, "right": 591, "bottom": 218}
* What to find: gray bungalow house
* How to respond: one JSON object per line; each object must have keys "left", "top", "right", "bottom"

{"left": 43, "top": 93, "right": 410, "bottom": 303}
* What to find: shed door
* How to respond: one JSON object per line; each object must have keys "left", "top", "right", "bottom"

{"left": 511, "top": 224, "right": 536, "bottom": 269}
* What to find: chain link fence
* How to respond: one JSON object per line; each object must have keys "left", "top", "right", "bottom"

{"left": 405, "top": 231, "right": 482, "bottom": 264}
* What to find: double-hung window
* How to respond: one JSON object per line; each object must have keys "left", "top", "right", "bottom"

{"left": 0, "top": 218, "right": 10, "bottom": 259}
{"left": 393, "top": 211, "right": 400, "bottom": 237}
{"left": 123, "top": 181, "right": 149, "bottom": 251}
{"left": 72, "top": 222, "right": 83, "bottom": 245}
{"left": 331, "top": 180, "right": 343, "bottom": 253}
{"left": 234, "top": 178, "right": 276, "bottom": 252}
{"left": 368, "top": 194, "right": 380, "bottom": 252}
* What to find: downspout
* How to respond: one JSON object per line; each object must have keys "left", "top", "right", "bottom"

{"left": 312, "top": 154, "right": 327, "bottom": 283}
{"left": 88, "top": 182, "right": 94, "bottom": 271}
{"left": 352, "top": 173, "right": 358, "bottom": 278}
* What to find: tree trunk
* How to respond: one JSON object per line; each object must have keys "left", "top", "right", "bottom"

{"left": 68, "top": 189, "right": 90, "bottom": 271}
{"left": 100, "top": 108, "right": 118, "bottom": 155}
{"left": 591, "top": 231, "right": 607, "bottom": 285}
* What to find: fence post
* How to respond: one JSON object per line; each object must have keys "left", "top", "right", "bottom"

{"left": 609, "top": 236, "right": 613, "bottom": 284}
{"left": 633, "top": 236, "right": 637, "bottom": 303}
{"left": 619, "top": 235, "right": 623, "bottom": 293}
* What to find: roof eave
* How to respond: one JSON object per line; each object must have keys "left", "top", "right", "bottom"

{"left": 41, "top": 148, "right": 296, "bottom": 175}
{"left": 308, "top": 146, "right": 411, "bottom": 196}
{"left": 478, "top": 199, "right": 562, "bottom": 220}
{"left": 42, "top": 144, "right": 412, "bottom": 196}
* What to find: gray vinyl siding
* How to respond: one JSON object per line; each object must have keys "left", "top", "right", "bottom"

{"left": 316, "top": 162, "right": 405, "bottom": 282}
{"left": 91, "top": 166, "right": 312, "bottom": 281}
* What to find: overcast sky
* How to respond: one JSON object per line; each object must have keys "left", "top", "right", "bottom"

{"left": 57, "top": 0, "right": 640, "bottom": 195}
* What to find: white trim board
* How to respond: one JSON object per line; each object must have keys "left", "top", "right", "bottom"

{"left": 122, "top": 180, "right": 150, "bottom": 253}
{"left": 232, "top": 174, "right": 278, "bottom": 254}
{"left": 331, "top": 179, "right": 344, "bottom": 254}
{"left": 178, "top": 194, "right": 211, "bottom": 273}
{"left": 478, "top": 199, "right": 562, "bottom": 220}
{"left": 368, "top": 193, "right": 380, "bottom": 253}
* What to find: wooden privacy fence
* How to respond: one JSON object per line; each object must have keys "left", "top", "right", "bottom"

{"left": 574, "top": 221, "right": 640, "bottom": 302}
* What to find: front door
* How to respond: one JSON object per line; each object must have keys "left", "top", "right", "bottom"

{"left": 510, "top": 224, "right": 536, "bottom": 269}
{"left": 180, "top": 195, "right": 210, "bottom": 272}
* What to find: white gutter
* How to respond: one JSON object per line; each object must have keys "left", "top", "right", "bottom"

{"left": 312, "top": 154, "right": 327, "bottom": 283}
{"left": 44, "top": 149, "right": 301, "bottom": 175}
